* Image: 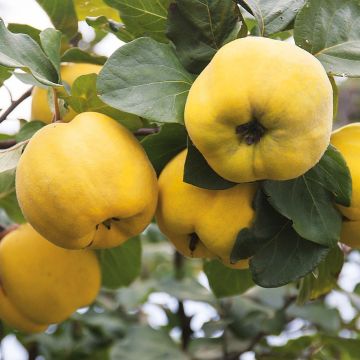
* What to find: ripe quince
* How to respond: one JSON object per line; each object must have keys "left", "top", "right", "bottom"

{"left": 331, "top": 124, "right": 360, "bottom": 247}
{"left": 0, "top": 224, "right": 100, "bottom": 333}
{"left": 16, "top": 112, "right": 158, "bottom": 249}
{"left": 31, "top": 63, "right": 102, "bottom": 123}
{"left": 185, "top": 37, "right": 333, "bottom": 183}
{"left": 156, "top": 150, "right": 256, "bottom": 269}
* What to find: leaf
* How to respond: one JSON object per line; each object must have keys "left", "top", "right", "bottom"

{"left": 297, "top": 246, "right": 344, "bottom": 304}
{"left": 104, "top": 0, "right": 172, "bottom": 43}
{"left": 0, "top": 191, "right": 26, "bottom": 224}
{"left": 238, "top": 0, "right": 306, "bottom": 36}
{"left": 250, "top": 222, "right": 329, "bottom": 288}
{"left": 141, "top": 123, "right": 187, "bottom": 175}
{"left": 183, "top": 140, "right": 236, "bottom": 190}
{"left": 75, "top": 0, "right": 121, "bottom": 21}
{"left": 40, "top": 29, "right": 62, "bottom": 75}
{"left": 63, "top": 74, "right": 143, "bottom": 130}
{"left": 61, "top": 48, "right": 107, "bottom": 65}
{"left": 7, "top": 24, "right": 41, "bottom": 45}
{"left": 263, "top": 146, "right": 346, "bottom": 247}
{"left": 97, "top": 37, "right": 194, "bottom": 124}
{"left": 203, "top": 259, "right": 254, "bottom": 298}
{"left": 35, "top": 0, "right": 79, "bottom": 39}
{"left": 294, "top": 0, "right": 360, "bottom": 77}
{"left": 97, "top": 237, "right": 141, "bottom": 289}
{"left": 0, "top": 65, "right": 11, "bottom": 86}
{"left": 0, "top": 19, "right": 59, "bottom": 86}
{"left": 167, "top": 0, "right": 246, "bottom": 74}
{"left": 15, "top": 121, "right": 46, "bottom": 142}
{"left": 110, "top": 325, "right": 188, "bottom": 360}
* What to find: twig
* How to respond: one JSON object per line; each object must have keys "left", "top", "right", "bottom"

{"left": 0, "top": 88, "right": 33, "bottom": 123}
{"left": 52, "top": 88, "right": 61, "bottom": 123}
{"left": 133, "top": 127, "right": 160, "bottom": 136}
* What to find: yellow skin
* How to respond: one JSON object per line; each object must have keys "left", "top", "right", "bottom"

{"left": 16, "top": 112, "right": 158, "bottom": 249}
{"left": 31, "top": 63, "right": 102, "bottom": 123}
{"left": 156, "top": 150, "right": 256, "bottom": 269}
{"left": 0, "top": 224, "right": 101, "bottom": 333}
{"left": 331, "top": 124, "right": 360, "bottom": 248}
{"left": 185, "top": 37, "right": 333, "bottom": 183}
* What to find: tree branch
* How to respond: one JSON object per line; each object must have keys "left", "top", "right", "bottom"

{"left": 0, "top": 88, "right": 33, "bottom": 123}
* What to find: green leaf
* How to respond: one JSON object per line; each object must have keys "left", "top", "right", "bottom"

{"left": 0, "top": 65, "right": 11, "bottom": 86}
{"left": 15, "top": 121, "right": 46, "bottom": 142}
{"left": 294, "top": 0, "right": 360, "bottom": 77}
{"left": 40, "top": 28, "right": 62, "bottom": 75}
{"left": 7, "top": 24, "right": 41, "bottom": 45}
{"left": 61, "top": 48, "right": 107, "bottom": 65}
{"left": 104, "top": 0, "right": 172, "bottom": 43}
{"left": 263, "top": 147, "right": 346, "bottom": 247}
{"left": 167, "top": 0, "right": 246, "bottom": 74}
{"left": 297, "top": 246, "right": 344, "bottom": 304}
{"left": 238, "top": 0, "right": 306, "bottom": 36}
{"left": 0, "top": 191, "right": 26, "bottom": 224}
{"left": 63, "top": 73, "right": 142, "bottom": 130}
{"left": 141, "top": 123, "right": 187, "bottom": 176}
{"left": 75, "top": 0, "right": 121, "bottom": 21}
{"left": 97, "top": 237, "right": 141, "bottom": 289}
{"left": 86, "top": 16, "right": 135, "bottom": 43}
{"left": 0, "top": 19, "right": 59, "bottom": 85}
{"left": 97, "top": 37, "right": 194, "bottom": 123}
{"left": 183, "top": 140, "right": 236, "bottom": 190}
{"left": 35, "top": 0, "right": 79, "bottom": 39}
{"left": 203, "top": 259, "right": 254, "bottom": 298}
{"left": 110, "top": 325, "right": 188, "bottom": 360}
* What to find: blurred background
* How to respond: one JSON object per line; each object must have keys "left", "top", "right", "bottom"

{"left": 1, "top": 1, "right": 360, "bottom": 360}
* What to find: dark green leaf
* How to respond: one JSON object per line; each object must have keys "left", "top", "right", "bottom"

{"left": 36, "top": 0, "right": 79, "bottom": 39}
{"left": 238, "top": 0, "right": 306, "bottom": 36}
{"left": 98, "top": 237, "right": 141, "bottom": 289}
{"left": 15, "top": 121, "right": 46, "bottom": 142}
{"left": 110, "top": 325, "right": 188, "bottom": 360}
{"left": 294, "top": 0, "right": 360, "bottom": 77}
{"left": 61, "top": 48, "right": 107, "bottom": 65}
{"left": 104, "top": 0, "right": 172, "bottom": 43}
{"left": 0, "top": 191, "right": 26, "bottom": 224}
{"left": 86, "top": 16, "right": 135, "bottom": 43}
{"left": 250, "top": 222, "right": 329, "bottom": 288}
{"left": 167, "top": 0, "right": 246, "bottom": 74}
{"left": 0, "top": 65, "right": 11, "bottom": 86}
{"left": 204, "top": 259, "right": 254, "bottom": 298}
{"left": 7, "top": 24, "right": 41, "bottom": 45}
{"left": 40, "top": 28, "right": 62, "bottom": 75}
{"left": 183, "top": 140, "right": 236, "bottom": 190}
{"left": 297, "top": 246, "right": 344, "bottom": 304}
{"left": 97, "top": 37, "right": 194, "bottom": 123}
{"left": 63, "top": 73, "right": 142, "bottom": 130}
{"left": 0, "top": 19, "right": 59, "bottom": 85}
{"left": 141, "top": 123, "right": 187, "bottom": 175}
{"left": 263, "top": 147, "right": 345, "bottom": 247}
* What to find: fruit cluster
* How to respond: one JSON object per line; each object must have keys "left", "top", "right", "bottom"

{"left": 0, "top": 37, "right": 358, "bottom": 334}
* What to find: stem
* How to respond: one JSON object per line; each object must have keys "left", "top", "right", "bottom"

{"left": 52, "top": 88, "right": 61, "bottom": 123}
{"left": 133, "top": 127, "right": 160, "bottom": 136}
{"left": 0, "top": 88, "right": 33, "bottom": 123}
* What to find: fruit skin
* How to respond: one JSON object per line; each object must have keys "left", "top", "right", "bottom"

{"left": 185, "top": 36, "right": 333, "bottom": 183}
{"left": 331, "top": 123, "right": 360, "bottom": 247}
{"left": 156, "top": 150, "right": 256, "bottom": 268}
{"left": 0, "top": 224, "right": 101, "bottom": 333}
{"left": 16, "top": 112, "right": 158, "bottom": 249}
{"left": 31, "top": 63, "right": 101, "bottom": 123}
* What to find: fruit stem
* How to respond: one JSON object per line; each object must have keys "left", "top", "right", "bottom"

{"left": 52, "top": 88, "right": 61, "bottom": 123}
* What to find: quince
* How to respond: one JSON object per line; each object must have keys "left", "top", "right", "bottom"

{"left": 31, "top": 63, "right": 101, "bottom": 123}
{"left": 16, "top": 112, "right": 158, "bottom": 249}
{"left": 185, "top": 37, "right": 333, "bottom": 183}
{"left": 156, "top": 150, "right": 256, "bottom": 269}
{"left": 331, "top": 124, "right": 360, "bottom": 247}
{"left": 0, "top": 224, "right": 100, "bottom": 333}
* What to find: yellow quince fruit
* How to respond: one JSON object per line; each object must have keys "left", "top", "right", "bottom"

{"left": 156, "top": 150, "right": 256, "bottom": 269}
{"left": 185, "top": 37, "right": 333, "bottom": 183}
{"left": 331, "top": 123, "right": 360, "bottom": 248}
{"left": 0, "top": 224, "right": 101, "bottom": 333}
{"left": 16, "top": 112, "right": 158, "bottom": 249}
{"left": 31, "top": 63, "right": 102, "bottom": 123}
